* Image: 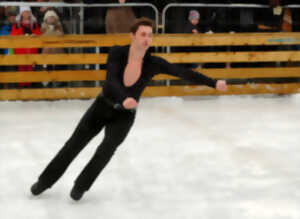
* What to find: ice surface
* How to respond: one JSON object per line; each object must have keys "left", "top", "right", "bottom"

{"left": 1, "top": 95, "right": 300, "bottom": 219}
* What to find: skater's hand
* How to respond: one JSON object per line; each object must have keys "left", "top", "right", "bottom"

{"left": 216, "top": 80, "right": 227, "bottom": 92}
{"left": 123, "top": 97, "right": 138, "bottom": 109}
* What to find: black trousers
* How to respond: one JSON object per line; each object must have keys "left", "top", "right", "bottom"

{"left": 37, "top": 94, "right": 136, "bottom": 192}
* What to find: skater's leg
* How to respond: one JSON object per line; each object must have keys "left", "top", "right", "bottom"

{"left": 70, "top": 111, "right": 136, "bottom": 200}
{"left": 34, "top": 96, "right": 109, "bottom": 190}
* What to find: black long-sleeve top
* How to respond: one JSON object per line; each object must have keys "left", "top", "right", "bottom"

{"left": 102, "top": 45, "right": 217, "bottom": 105}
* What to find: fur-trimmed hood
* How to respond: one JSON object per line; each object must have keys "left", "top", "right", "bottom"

{"left": 15, "top": 6, "right": 38, "bottom": 28}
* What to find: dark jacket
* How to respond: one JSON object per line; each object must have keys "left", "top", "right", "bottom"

{"left": 183, "top": 21, "right": 207, "bottom": 34}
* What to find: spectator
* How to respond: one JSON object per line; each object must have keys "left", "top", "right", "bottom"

{"left": 279, "top": 5, "right": 293, "bottom": 67}
{"left": 11, "top": 6, "right": 41, "bottom": 88}
{"left": 183, "top": 10, "right": 205, "bottom": 69}
{"left": 105, "top": 0, "right": 136, "bottom": 33}
{"left": 32, "top": 0, "right": 68, "bottom": 33}
{"left": 257, "top": 0, "right": 285, "bottom": 32}
{"left": 255, "top": 0, "right": 294, "bottom": 68}
{"left": 41, "top": 9, "right": 67, "bottom": 87}
{"left": 41, "top": 10, "right": 63, "bottom": 35}
{"left": 184, "top": 9, "right": 205, "bottom": 34}
{"left": 0, "top": 7, "right": 17, "bottom": 61}
{"left": 281, "top": 7, "right": 292, "bottom": 32}
{"left": 0, "top": 6, "right": 18, "bottom": 89}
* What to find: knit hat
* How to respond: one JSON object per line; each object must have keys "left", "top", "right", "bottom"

{"left": 188, "top": 10, "right": 200, "bottom": 21}
{"left": 43, "top": 10, "right": 59, "bottom": 21}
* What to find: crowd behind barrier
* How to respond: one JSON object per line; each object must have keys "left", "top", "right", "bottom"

{"left": 163, "top": 2, "right": 300, "bottom": 70}
{"left": 0, "top": 1, "right": 300, "bottom": 92}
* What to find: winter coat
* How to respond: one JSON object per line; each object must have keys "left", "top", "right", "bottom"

{"left": 11, "top": 22, "right": 41, "bottom": 55}
{"left": 105, "top": 0, "right": 136, "bottom": 33}
{"left": 41, "top": 20, "right": 64, "bottom": 54}
{"left": 11, "top": 22, "right": 41, "bottom": 87}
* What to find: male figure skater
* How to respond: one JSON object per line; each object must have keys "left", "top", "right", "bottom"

{"left": 31, "top": 17, "right": 227, "bottom": 201}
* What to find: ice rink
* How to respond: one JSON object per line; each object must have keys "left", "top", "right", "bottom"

{"left": 1, "top": 94, "right": 300, "bottom": 219}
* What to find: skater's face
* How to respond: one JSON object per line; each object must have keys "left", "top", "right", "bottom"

{"left": 131, "top": 25, "right": 153, "bottom": 50}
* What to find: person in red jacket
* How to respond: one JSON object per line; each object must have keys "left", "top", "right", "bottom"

{"left": 11, "top": 6, "right": 41, "bottom": 88}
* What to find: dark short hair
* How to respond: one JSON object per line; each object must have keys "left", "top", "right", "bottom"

{"left": 130, "top": 17, "right": 154, "bottom": 34}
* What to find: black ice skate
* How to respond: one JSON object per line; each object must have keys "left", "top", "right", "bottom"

{"left": 31, "top": 181, "right": 48, "bottom": 196}
{"left": 70, "top": 186, "right": 85, "bottom": 201}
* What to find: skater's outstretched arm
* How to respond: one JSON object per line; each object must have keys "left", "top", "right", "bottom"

{"left": 152, "top": 56, "right": 227, "bottom": 91}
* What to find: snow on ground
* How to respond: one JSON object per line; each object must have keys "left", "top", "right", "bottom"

{"left": 1, "top": 94, "right": 300, "bottom": 219}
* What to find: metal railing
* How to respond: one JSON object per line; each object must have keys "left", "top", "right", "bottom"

{"left": 162, "top": 3, "right": 300, "bottom": 33}
{"left": 162, "top": 3, "right": 272, "bottom": 34}
{"left": 0, "top": 1, "right": 159, "bottom": 34}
